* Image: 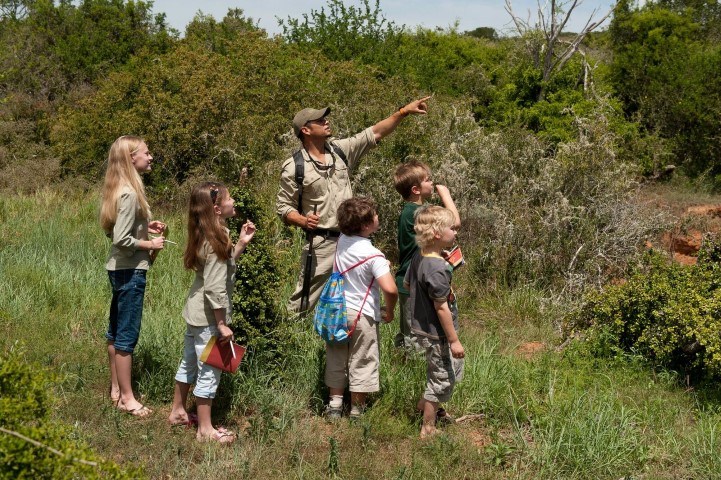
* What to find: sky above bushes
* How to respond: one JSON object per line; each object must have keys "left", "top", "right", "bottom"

{"left": 152, "top": 0, "right": 615, "bottom": 36}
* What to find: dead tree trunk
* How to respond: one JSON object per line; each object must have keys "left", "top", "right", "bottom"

{"left": 505, "top": 0, "right": 615, "bottom": 101}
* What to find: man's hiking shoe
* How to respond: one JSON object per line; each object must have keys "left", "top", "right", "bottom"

{"left": 325, "top": 405, "right": 342, "bottom": 421}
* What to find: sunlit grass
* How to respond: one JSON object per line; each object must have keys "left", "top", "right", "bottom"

{"left": 3, "top": 189, "right": 721, "bottom": 479}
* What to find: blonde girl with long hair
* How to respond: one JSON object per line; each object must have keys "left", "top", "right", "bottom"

{"left": 168, "top": 182, "right": 255, "bottom": 444}
{"left": 101, "top": 135, "right": 166, "bottom": 417}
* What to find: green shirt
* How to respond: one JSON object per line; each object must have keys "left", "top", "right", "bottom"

{"left": 395, "top": 201, "right": 420, "bottom": 295}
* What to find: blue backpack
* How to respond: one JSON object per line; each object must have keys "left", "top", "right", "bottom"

{"left": 314, "top": 254, "right": 382, "bottom": 344}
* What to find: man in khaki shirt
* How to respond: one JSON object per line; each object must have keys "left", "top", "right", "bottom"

{"left": 277, "top": 97, "right": 431, "bottom": 313}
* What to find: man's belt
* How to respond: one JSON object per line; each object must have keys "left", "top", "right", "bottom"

{"left": 306, "top": 229, "right": 341, "bottom": 239}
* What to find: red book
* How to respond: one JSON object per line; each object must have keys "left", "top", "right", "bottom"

{"left": 442, "top": 245, "right": 465, "bottom": 270}
{"left": 199, "top": 336, "right": 246, "bottom": 373}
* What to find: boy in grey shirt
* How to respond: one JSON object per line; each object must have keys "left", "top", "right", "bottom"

{"left": 404, "top": 206, "right": 465, "bottom": 438}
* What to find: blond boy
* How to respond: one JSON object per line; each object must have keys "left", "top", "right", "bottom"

{"left": 403, "top": 206, "right": 465, "bottom": 438}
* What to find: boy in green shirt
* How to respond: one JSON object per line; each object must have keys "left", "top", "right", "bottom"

{"left": 393, "top": 160, "right": 460, "bottom": 352}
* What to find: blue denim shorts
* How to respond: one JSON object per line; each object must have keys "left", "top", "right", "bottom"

{"left": 174, "top": 324, "right": 222, "bottom": 399}
{"left": 106, "top": 269, "right": 147, "bottom": 353}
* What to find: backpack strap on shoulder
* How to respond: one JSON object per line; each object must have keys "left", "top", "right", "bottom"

{"left": 294, "top": 144, "right": 345, "bottom": 215}
{"left": 329, "top": 142, "right": 348, "bottom": 166}
{"left": 292, "top": 149, "right": 305, "bottom": 213}
{"left": 339, "top": 254, "right": 383, "bottom": 275}
{"left": 339, "top": 253, "right": 383, "bottom": 336}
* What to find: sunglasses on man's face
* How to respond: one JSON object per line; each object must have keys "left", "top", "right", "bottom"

{"left": 307, "top": 117, "right": 329, "bottom": 126}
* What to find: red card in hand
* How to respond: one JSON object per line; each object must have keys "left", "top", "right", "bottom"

{"left": 442, "top": 245, "right": 465, "bottom": 270}
{"left": 199, "top": 336, "right": 246, "bottom": 373}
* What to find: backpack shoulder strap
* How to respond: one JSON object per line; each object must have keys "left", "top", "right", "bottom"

{"left": 329, "top": 142, "right": 348, "bottom": 166}
{"left": 343, "top": 253, "right": 384, "bottom": 337}
{"left": 292, "top": 149, "right": 305, "bottom": 213}
{"left": 339, "top": 254, "right": 383, "bottom": 275}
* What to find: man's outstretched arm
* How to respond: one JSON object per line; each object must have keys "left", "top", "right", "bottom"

{"left": 371, "top": 96, "right": 431, "bottom": 142}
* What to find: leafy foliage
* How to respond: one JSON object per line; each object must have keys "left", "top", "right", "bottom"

{"left": 227, "top": 185, "right": 286, "bottom": 353}
{"left": 0, "top": 0, "right": 174, "bottom": 97}
{"left": 279, "top": 0, "right": 402, "bottom": 68}
{"left": 0, "top": 0, "right": 176, "bottom": 192}
{"left": 0, "top": 350, "right": 140, "bottom": 479}
{"left": 465, "top": 26, "right": 498, "bottom": 40}
{"left": 609, "top": 0, "right": 721, "bottom": 180}
{"left": 572, "top": 238, "right": 721, "bottom": 379}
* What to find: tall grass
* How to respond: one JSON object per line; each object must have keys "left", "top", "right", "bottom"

{"left": 3, "top": 190, "right": 721, "bottom": 479}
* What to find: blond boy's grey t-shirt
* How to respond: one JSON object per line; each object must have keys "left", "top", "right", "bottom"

{"left": 182, "top": 237, "right": 236, "bottom": 327}
{"left": 276, "top": 127, "right": 377, "bottom": 230}
{"left": 404, "top": 252, "right": 458, "bottom": 340}
{"left": 105, "top": 186, "right": 151, "bottom": 271}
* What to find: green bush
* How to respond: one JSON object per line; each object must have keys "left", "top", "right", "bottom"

{"left": 279, "top": 0, "right": 403, "bottom": 72}
{"left": 609, "top": 0, "right": 721, "bottom": 180}
{"left": 0, "top": 349, "right": 140, "bottom": 479}
{"left": 0, "top": 0, "right": 176, "bottom": 192}
{"left": 227, "top": 185, "right": 287, "bottom": 353}
{"left": 571, "top": 238, "right": 721, "bottom": 378}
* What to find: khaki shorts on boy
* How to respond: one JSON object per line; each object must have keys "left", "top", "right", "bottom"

{"left": 325, "top": 308, "right": 380, "bottom": 393}
{"left": 418, "top": 336, "right": 464, "bottom": 403}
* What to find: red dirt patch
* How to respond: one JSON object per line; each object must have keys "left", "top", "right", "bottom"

{"left": 467, "top": 429, "right": 492, "bottom": 450}
{"left": 516, "top": 342, "right": 545, "bottom": 359}
{"left": 647, "top": 204, "right": 721, "bottom": 265}
{"left": 687, "top": 205, "right": 721, "bottom": 217}
{"left": 658, "top": 230, "right": 703, "bottom": 265}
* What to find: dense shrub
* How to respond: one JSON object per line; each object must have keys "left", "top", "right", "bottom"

{"left": 609, "top": 0, "right": 721, "bottom": 180}
{"left": 571, "top": 238, "right": 721, "bottom": 378}
{"left": 50, "top": 22, "right": 412, "bottom": 191}
{"left": 227, "top": 185, "right": 287, "bottom": 353}
{"left": 0, "top": 0, "right": 174, "bottom": 96}
{"left": 279, "top": 0, "right": 403, "bottom": 71}
{"left": 380, "top": 98, "right": 667, "bottom": 292}
{"left": 0, "top": 349, "right": 140, "bottom": 479}
{"left": 0, "top": 0, "right": 176, "bottom": 192}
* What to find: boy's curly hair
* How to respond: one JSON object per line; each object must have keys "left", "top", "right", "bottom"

{"left": 414, "top": 205, "right": 455, "bottom": 248}
{"left": 393, "top": 160, "right": 431, "bottom": 199}
{"left": 338, "top": 197, "right": 377, "bottom": 236}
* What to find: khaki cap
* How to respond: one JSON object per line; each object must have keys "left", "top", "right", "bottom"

{"left": 292, "top": 107, "right": 331, "bottom": 138}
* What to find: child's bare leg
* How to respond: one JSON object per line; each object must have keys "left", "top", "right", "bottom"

{"left": 168, "top": 381, "right": 191, "bottom": 424}
{"left": 350, "top": 392, "right": 367, "bottom": 407}
{"left": 419, "top": 398, "right": 439, "bottom": 438}
{"left": 196, "top": 398, "right": 214, "bottom": 438}
{"left": 114, "top": 350, "right": 143, "bottom": 411}
{"left": 350, "top": 392, "right": 367, "bottom": 416}
{"left": 107, "top": 342, "right": 120, "bottom": 402}
{"left": 195, "top": 397, "right": 235, "bottom": 443}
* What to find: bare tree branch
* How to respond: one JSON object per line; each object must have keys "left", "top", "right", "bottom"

{"left": 0, "top": 426, "right": 99, "bottom": 467}
{"left": 505, "top": 0, "right": 617, "bottom": 100}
